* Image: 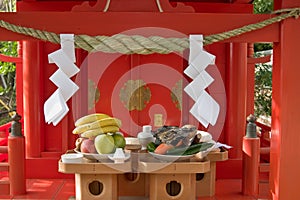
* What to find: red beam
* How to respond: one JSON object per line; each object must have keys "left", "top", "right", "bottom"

{"left": 0, "top": 12, "right": 279, "bottom": 43}
{"left": 247, "top": 55, "right": 271, "bottom": 64}
{"left": 179, "top": 2, "right": 253, "bottom": 13}
{"left": 0, "top": 54, "right": 21, "bottom": 63}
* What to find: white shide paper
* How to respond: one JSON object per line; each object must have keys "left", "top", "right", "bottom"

{"left": 184, "top": 34, "right": 220, "bottom": 127}
{"left": 44, "top": 34, "right": 79, "bottom": 126}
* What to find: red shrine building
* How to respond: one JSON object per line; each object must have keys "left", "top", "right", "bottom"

{"left": 0, "top": 0, "right": 300, "bottom": 200}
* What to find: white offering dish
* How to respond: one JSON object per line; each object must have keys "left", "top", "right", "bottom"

{"left": 61, "top": 153, "right": 83, "bottom": 163}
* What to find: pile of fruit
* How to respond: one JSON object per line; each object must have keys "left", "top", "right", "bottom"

{"left": 147, "top": 125, "right": 214, "bottom": 156}
{"left": 73, "top": 113, "right": 125, "bottom": 154}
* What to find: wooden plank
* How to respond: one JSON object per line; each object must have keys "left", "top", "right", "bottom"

{"left": 0, "top": 162, "right": 9, "bottom": 171}
{"left": 270, "top": 1, "right": 300, "bottom": 199}
{"left": 0, "top": 12, "right": 279, "bottom": 43}
{"left": 0, "top": 146, "right": 8, "bottom": 153}
{"left": 138, "top": 160, "right": 210, "bottom": 173}
{"left": 58, "top": 159, "right": 132, "bottom": 174}
{"left": 259, "top": 163, "right": 270, "bottom": 173}
{"left": 206, "top": 149, "right": 228, "bottom": 162}
{"left": 0, "top": 179, "right": 10, "bottom": 196}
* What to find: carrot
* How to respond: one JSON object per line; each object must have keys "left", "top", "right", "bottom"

{"left": 154, "top": 143, "right": 174, "bottom": 155}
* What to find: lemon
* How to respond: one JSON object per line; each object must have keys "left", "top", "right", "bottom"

{"left": 113, "top": 133, "right": 126, "bottom": 149}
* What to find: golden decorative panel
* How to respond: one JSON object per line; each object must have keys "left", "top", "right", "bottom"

{"left": 119, "top": 79, "right": 151, "bottom": 111}
{"left": 171, "top": 79, "right": 182, "bottom": 110}
{"left": 88, "top": 79, "right": 100, "bottom": 110}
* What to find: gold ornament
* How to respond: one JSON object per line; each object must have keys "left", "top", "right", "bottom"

{"left": 171, "top": 79, "right": 182, "bottom": 110}
{"left": 88, "top": 79, "right": 100, "bottom": 110}
{"left": 120, "top": 80, "right": 151, "bottom": 111}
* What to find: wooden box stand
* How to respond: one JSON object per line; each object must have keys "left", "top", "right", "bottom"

{"left": 195, "top": 148, "right": 228, "bottom": 197}
{"left": 138, "top": 154, "right": 210, "bottom": 200}
{"left": 59, "top": 149, "right": 228, "bottom": 200}
{"left": 59, "top": 159, "right": 131, "bottom": 200}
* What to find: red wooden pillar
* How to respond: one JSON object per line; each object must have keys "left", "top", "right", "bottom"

{"left": 8, "top": 135, "right": 26, "bottom": 195}
{"left": 246, "top": 43, "right": 255, "bottom": 116}
{"left": 242, "top": 136, "right": 260, "bottom": 196}
{"left": 270, "top": 0, "right": 300, "bottom": 199}
{"left": 16, "top": 42, "right": 23, "bottom": 116}
{"left": 23, "top": 41, "right": 43, "bottom": 158}
{"left": 225, "top": 43, "right": 247, "bottom": 159}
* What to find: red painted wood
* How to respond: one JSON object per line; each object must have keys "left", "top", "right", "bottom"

{"left": 0, "top": 146, "right": 8, "bottom": 153}
{"left": 9, "top": 0, "right": 292, "bottom": 181}
{"left": 18, "top": 1, "right": 85, "bottom": 11}
{"left": 0, "top": 12, "right": 279, "bottom": 43}
{"left": 0, "top": 54, "right": 21, "bottom": 63}
{"left": 242, "top": 137, "right": 260, "bottom": 196}
{"left": 270, "top": 1, "right": 300, "bottom": 199}
{"left": 25, "top": 158, "right": 73, "bottom": 179}
{"left": 247, "top": 55, "right": 271, "bottom": 64}
{"left": 231, "top": 0, "right": 252, "bottom": 3}
{"left": 246, "top": 43, "right": 255, "bottom": 116}
{"left": 16, "top": 42, "right": 24, "bottom": 117}
{"left": 225, "top": 43, "right": 247, "bottom": 159}
{"left": 8, "top": 136, "right": 26, "bottom": 195}
{"left": 42, "top": 42, "right": 66, "bottom": 153}
{"left": 177, "top": 2, "right": 253, "bottom": 13}
{"left": 71, "top": 0, "right": 195, "bottom": 12}
{"left": 22, "top": 41, "right": 43, "bottom": 158}
{"left": 72, "top": 49, "right": 89, "bottom": 121}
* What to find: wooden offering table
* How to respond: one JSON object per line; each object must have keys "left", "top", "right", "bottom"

{"left": 59, "top": 149, "right": 227, "bottom": 200}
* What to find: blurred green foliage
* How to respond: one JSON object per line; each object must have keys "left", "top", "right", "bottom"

{"left": 0, "top": 41, "right": 17, "bottom": 125}
{"left": 253, "top": 0, "right": 274, "bottom": 14}
{"left": 253, "top": 0, "right": 273, "bottom": 119}
{"left": 0, "top": 0, "right": 17, "bottom": 125}
{"left": 254, "top": 61, "right": 272, "bottom": 118}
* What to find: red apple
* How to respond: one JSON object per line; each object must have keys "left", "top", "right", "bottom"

{"left": 80, "top": 138, "right": 97, "bottom": 153}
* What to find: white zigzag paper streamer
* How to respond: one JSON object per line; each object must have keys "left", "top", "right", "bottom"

{"left": 44, "top": 34, "right": 80, "bottom": 126}
{"left": 184, "top": 35, "right": 220, "bottom": 128}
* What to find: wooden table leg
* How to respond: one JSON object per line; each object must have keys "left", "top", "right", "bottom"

{"left": 75, "top": 173, "right": 118, "bottom": 200}
{"left": 196, "top": 161, "right": 216, "bottom": 197}
{"left": 149, "top": 173, "right": 196, "bottom": 200}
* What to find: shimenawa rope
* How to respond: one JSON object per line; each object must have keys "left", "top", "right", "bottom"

{"left": 0, "top": 7, "right": 299, "bottom": 54}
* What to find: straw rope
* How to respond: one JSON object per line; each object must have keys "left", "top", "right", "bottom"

{"left": 0, "top": 7, "right": 299, "bottom": 54}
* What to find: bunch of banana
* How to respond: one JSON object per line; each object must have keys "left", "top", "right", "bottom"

{"left": 73, "top": 113, "right": 122, "bottom": 138}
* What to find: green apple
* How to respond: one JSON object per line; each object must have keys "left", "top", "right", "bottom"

{"left": 94, "top": 134, "right": 115, "bottom": 154}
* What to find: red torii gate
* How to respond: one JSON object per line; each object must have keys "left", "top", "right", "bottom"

{"left": 0, "top": 0, "right": 300, "bottom": 199}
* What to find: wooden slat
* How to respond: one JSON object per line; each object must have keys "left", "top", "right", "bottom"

{"left": 260, "top": 147, "right": 270, "bottom": 155}
{"left": 0, "top": 179, "right": 9, "bottom": 184}
{"left": 247, "top": 55, "right": 272, "bottom": 64}
{"left": 0, "top": 179, "right": 10, "bottom": 195}
{"left": 0, "top": 146, "right": 8, "bottom": 153}
{"left": 259, "top": 163, "right": 270, "bottom": 173}
{"left": 0, "top": 162, "right": 9, "bottom": 171}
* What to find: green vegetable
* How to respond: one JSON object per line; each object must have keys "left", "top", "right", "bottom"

{"left": 166, "top": 142, "right": 214, "bottom": 155}
{"left": 147, "top": 142, "right": 157, "bottom": 152}
{"left": 165, "top": 145, "right": 189, "bottom": 155}
{"left": 183, "top": 142, "right": 214, "bottom": 155}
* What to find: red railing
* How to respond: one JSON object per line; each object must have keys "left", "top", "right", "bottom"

{"left": 256, "top": 121, "right": 271, "bottom": 146}
{"left": 0, "top": 120, "right": 26, "bottom": 195}
{"left": 242, "top": 119, "right": 271, "bottom": 196}
{"left": 256, "top": 121, "right": 271, "bottom": 163}
{"left": 0, "top": 122, "right": 11, "bottom": 162}
{"left": 0, "top": 122, "right": 10, "bottom": 195}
